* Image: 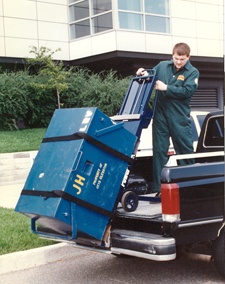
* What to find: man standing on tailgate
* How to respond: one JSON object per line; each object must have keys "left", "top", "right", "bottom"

{"left": 137, "top": 43, "right": 200, "bottom": 196}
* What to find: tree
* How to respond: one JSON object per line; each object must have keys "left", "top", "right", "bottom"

{"left": 26, "top": 46, "right": 68, "bottom": 108}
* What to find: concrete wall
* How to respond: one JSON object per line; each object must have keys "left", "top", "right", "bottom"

{"left": 0, "top": 0, "right": 69, "bottom": 60}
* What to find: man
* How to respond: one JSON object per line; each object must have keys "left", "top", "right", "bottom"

{"left": 137, "top": 43, "right": 199, "bottom": 194}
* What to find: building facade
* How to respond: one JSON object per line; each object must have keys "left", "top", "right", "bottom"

{"left": 0, "top": 0, "right": 223, "bottom": 110}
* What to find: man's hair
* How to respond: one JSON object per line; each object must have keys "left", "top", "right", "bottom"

{"left": 172, "top": 43, "right": 190, "bottom": 56}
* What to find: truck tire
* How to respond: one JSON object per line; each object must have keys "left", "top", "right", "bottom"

{"left": 121, "top": 191, "right": 139, "bottom": 212}
{"left": 212, "top": 227, "right": 225, "bottom": 279}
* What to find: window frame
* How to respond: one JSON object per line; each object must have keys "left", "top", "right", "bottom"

{"left": 69, "top": 0, "right": 113, "bottom": 40}
{"left": 117, "top": 0, "right": 170, "bottom": 34}
{"left": 68, "top": 0, "right": 170, "bottom": 40}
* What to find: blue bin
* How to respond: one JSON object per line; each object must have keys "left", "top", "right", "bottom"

{"left": 15, "top": 107, "right": 136, "bottom": 241}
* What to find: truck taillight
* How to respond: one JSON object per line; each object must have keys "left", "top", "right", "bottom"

{"left": 161, "top": 183, "right": 180, "bottom": 223}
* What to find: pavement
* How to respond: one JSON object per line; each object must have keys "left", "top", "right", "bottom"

{"left": 0, "top": 182, "right": 77, "bottom": 275}
{"left": 0, "top": 183, "right": 23, "bottom": 209}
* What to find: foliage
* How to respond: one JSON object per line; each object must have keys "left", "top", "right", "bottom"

{"left": 24, "top": 75, "right": 57, "bottom": 128}
{"left": 0, "top": 46, "right": 131, "bottom": 130}
{"left": 63, "top": 68, "right": 130, "bottom": 116}
{"left": 80, "top": 70, "right": 129, "bottom": 116}
{"left": 0, "top": 207, "right": 55, "bottom": 255}
{"left": 0, "top": 71, "right": 30, "bottom": 130}
{"left": 26, "top": 46, "right": 69, "bottom": 109}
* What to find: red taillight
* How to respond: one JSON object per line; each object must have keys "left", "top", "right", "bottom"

{"left": 161, "top": 183, "right": 180, "bottom": 223}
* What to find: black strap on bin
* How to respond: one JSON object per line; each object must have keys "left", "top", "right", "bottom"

{"left": 21, "top": 189, "right": 114, "bottom": 218}
{"left": 42, "top": 132, "right": 133, "bottom": 164}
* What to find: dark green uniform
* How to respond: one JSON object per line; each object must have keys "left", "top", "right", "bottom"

{"left": 153, "top": 60, "right": 199, "bottom": 192}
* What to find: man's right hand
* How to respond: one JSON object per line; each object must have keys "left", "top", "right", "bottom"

{"left": 136, "top": 68, "right": 148, "bottom": 76}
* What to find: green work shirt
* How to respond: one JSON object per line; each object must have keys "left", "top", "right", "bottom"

{"left": 153, "top": 59, "right": 199, "bottom": 119}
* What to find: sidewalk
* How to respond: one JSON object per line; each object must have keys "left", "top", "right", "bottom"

{"left": 0, "top": 151, "right": 37, "bottom": 187}
{"left": 0, "top": 242, "right": 79, "bottom": 275}
{"left": 0, "top": 183, "right": 23, "bottom": 209}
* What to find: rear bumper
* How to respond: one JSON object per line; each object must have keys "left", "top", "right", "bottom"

{"left": 110, "top": 229, "right": 176, "bottom": 261}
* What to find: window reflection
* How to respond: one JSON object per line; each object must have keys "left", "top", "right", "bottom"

{"left": 71, "top": 0, "right": 89, "bottom": 21}
{"left": 119, "top": 12, "right": 143, "bottom": 31}
{"left": 145, "top": 0, "right": 169, "bottom": 15}
{"left": 146, "top": 15, "right": 170, "bottom": 33}
{"left": 93, "top": 13, "right": 113, "bottom": 33}
{"left": 70, "top": 20, "right": 90, "bottom": 39}
{"left": 118, "top": 0, "right": 142, "bottom": 12}
{"left": 92, "top": 0, "right": 112, "bottom": 15}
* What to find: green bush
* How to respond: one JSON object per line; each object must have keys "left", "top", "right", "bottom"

{"left": 0, "top": 68, "right": 130, "bottom": 130}
{"left": 80, "top": 70, "right": 129, "bottom": 116}
{"left": 0, "top": 71, "right": 30, "bottom": 130}
{"left": 61, "top": 67, "right": 91, "bottom": 109}
{"left": 63, "top": 68, "right": 130, "bottom": 116}
{"left": 24, "top": 75, "right": 57, "bottom": 128}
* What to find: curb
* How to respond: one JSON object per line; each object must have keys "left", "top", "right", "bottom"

{"left": 0, "top": 243, "right": 78, "bottom": 275}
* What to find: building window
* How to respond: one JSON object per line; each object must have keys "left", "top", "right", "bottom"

{"left": 93, "top": 0, "right": 112, "bottom": 14}
{"left": 119, "top": 12, "right": 143, "bottom": 30}
{"left": 118, "top": 0, "right": 142, "bottom": 12}
{"left": 92, "top": 13, "right": 113, "bottom": 33}
{"left": 69, "top": 0, "right": 170, "bottom": 40}
{"left": 118, "top": 0, "right": 170, "bottom": 33}
{"left": 69, "top": 0, "right": 113, "bottom": 40}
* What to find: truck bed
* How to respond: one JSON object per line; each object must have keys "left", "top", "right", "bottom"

{"left": 116, "top": 193, "right": 162, "bottom": 220}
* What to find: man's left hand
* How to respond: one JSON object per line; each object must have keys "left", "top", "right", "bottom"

{"left": 155, "top": 80, "right": 167, "bottom": 91}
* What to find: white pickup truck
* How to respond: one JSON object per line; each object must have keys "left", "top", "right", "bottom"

{"left": 136, "top": 111, "right": 208, "bottom": 157}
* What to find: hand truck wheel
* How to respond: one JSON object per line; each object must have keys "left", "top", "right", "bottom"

{"left": 121, "top": 191, "right": 139, "bottom": 212}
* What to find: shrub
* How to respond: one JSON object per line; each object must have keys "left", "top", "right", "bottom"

{"left": 0, "top": 66, "right": 130, "bottom": 130}
{"left": 24, "top": 75, "right": 57, "bottom": 128}
{"left": 0, "top": 71, "right": 30, "bottom": 130}
{"left": 63, "top": 68, "right": 130, "bottom": 116}
{"left": 27, "top": 46, "right": 69, "bottom": 109}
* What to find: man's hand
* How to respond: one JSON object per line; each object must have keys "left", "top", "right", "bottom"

{"left": 155, "top": 80, "right": 167, "bottom": 91}
{"left": 136, "top": 68, "right": 148, "bottom": 76}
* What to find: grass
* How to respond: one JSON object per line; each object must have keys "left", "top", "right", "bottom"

{"left": 0, "top": 207, "right": 56, "bottom": 255}
{"left": 0, "top": 128, "right": 46, "bottom": 153}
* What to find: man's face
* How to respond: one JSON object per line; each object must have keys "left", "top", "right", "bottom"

{"left": 172, "top": 53, "right": 190, "bottom": 70}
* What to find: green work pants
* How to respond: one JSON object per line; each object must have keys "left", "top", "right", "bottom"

{"left": 152, "top": 110, "right": 194, "bottom": 192}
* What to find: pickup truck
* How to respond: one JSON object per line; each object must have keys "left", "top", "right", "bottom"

{"left": 15, "top": 71, "right": 224, "bottom": 279}
{"left": 67, "top": 110, "right": 223, "bottom": 278}
{"left": 113, "top": 110, "right": 224, "bottom": 277}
